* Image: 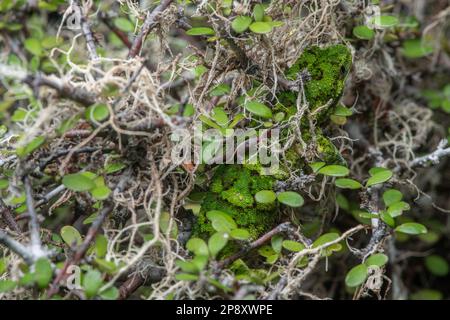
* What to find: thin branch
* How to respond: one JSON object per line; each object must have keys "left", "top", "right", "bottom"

{"left": 128, "top": 0, "right": 174, "bottom": 59}
{"left": 0, "top": 199, "right": 22, "bottom": 233}
{"left": 23, "top": 73, "right": 96, "bottom": 106}
{"left": 23, "top": 176, "right": 43, "bottom": 251}
{"left": 0, "top": 230, "right": 33, "bottom": 264}
{"left": 410, "top": 139, "right": 450, "bottom": 168}
{"left": 73, "top": 0, "right": 98, "bottom": 61}
{"left": 215, "top": 222, "right": 293, "bottom": 270}
{"left": 98, "top": 12, "right": 132, "bottom": 49}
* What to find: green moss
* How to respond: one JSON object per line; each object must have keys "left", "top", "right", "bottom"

{"left": 283, "top": 44, "right": 352, "bottom": 123}
{"left": 193, "top": 165, "right": 278, "bottom": 240}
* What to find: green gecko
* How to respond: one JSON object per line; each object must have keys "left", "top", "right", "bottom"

{"left": 192, "top": 45, "right": 353, "bottom": 246}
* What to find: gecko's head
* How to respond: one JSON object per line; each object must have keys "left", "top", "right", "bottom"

{"left": 286, "top": 45, "right": 352, "bottom": 113}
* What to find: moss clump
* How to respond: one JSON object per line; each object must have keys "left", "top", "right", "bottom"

{"left": 283, "top": 44, "right": 352, "bottom": 123}
{"left": 193, "top": 165, "right": 278, "bottom": 240}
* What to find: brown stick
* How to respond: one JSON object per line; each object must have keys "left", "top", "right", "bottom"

{"left": 215, "top": 222, "right": 293, "bottom": 270}
{"left": 47, "top": 201, "right": 114, "bottom": 297}
{"left": 73, "top": 0, "right": 98, "bottom": 61}
{"left": 0, "top": 199, "right": 22, "bottom": 233}
{"left": 24, "top": 73, "right": 96, "bottom": 107}
{"left": 127, "top": 0, "right": 173, "bottom": 59}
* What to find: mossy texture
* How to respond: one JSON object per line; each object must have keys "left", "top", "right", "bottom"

{"left": 285, "top": 44, "right": 352, "bottom": 121}
{"left": 194, "top": 165, "right": 278, "bottom": 240}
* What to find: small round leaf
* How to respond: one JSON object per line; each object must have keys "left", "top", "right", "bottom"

{"left": 277, "top": 191, "right": 304, "bottom": 207}
{"left": 254, "top": 190, "right": 276, "bottom": 204}
{"left": 345, "top": 264, "right": 368, "bottom": 287}
{"left": 245, "top": 101, "right": 273, "bottom": 119}
{"left": 395, "top": 222, "right": 427, "bottom": 235}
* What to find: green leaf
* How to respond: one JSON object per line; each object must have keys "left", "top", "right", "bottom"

{"left": 230, "top": 228, "right": 250, "bottom": 240}
{"left": 312, "top": 233, "right": 340, "bottom": 247}
{"left": 277, "top": 191, "right": 304, "bottom": 207}
{"left": 382, "top": 189, "right": 403, "bottom": 206}
{"left": 104, "top": 162, "right": 126, "bottom": 174}
{"left": 258, "top": 245, "right": 276, "bottom": 258}
{"left": 254, "top": 190, "right": 276, "bottom": 204}
{"left": 395, "top": 222, "right": 427, "bottom": 235}
{"left": 371, "top": 15, "right": 399, "bottom": 28}
{"left": 366, "top": 167, "right": 392, "bottom": 187}
{"left": 425, "top": 255, "right": 449, "bottom": 277}
{"left": 318, "top": 165, "right": 349, "bottom": 177}
{"left": 271, "top": 235, "right": 283, "bottom": 253}
{"left": 85, "top": 103, "right": 109, "bottom": 122}
{"left": 365, "top": 253, "right": 388, "bottom": 267}
{"left": 159, "top": 211, "right": 178, "bottom": 238}
{"left": 113, "top": 17, "right": 134, "bottom": 32}
{"left": 62, "top": 173, "right": 96, "bottom": 191}
{"left": 16, "top": 136, "right": 45, "bottom": 157}
{"left": 186, "top": 238, "right": 209, "bottom": 256}
{"left": 207, "top": 210, "right": 237, "bottom": 232}
{"left": 387, "top": 201, "right": 410, "bottom": 217}
{"left": 312, "top": 233, "right": 342, "bottom": 256}
{"left": 183, "top": 104, "right": 195, "bottom": 117}
{"left": 249, "top": 22, "right": 272, "bottom": 34}
{"left": 186, "top": 27, "right": 215, "bottom": 36}
{"left": 333, "top": 104, "right": 353, "bottom": 116}
{"left": 245, "top": 101, "right": 272, "bottom": 119}
{"left": 90, "top": 185, "right": 111, "bottom": 200}
{"left": 94, "top": 259, "right": 117, "bottom": 274}
{"left": 210, "top": 84, "right": 231, "bottom": 97}
{"left": 402, "top": 39, "right": 434, "bottom": 59}
{"left": 99, "top": 287, "right": 119, "bottom": 300}
{"left": 335, "top": 178, "right": 362, "bottom": 189}
{"left": 345, "top": 264, "right": 368, "bottom": 287}
{"left": 95, "top": 235, "right": 108, "bottom": 258}
{"left": 176, "top": 260, "right": 200, "bottom": 274}
{"left": 309, "top": 162, "right": 325, "bottom": 173}
{"left": 34, "top": 258, "right": 52, "bottom": 289}
{"left": 253, "top": 4, "right": 264, "bottom": 21}
{"left": 282, "top": 240, "right": 305, "bottom": 252}
{"left": 380, "top": 211, "right": 395, "bottom": 227}
{"left": 0, "top": 280, "right": 16, "bottom": 293}
{"left": 212, "top": 107, "right": 229, "bottom": 126}
{"left": 353, "top": 25, "right": 375, "bottom": 40}
{"left": 410, "top": 289, "right": 443, "bottom": 300}
{"left": 0, "top": 178, "right": 9, "bottom": 189}
{"left": 83, "top": 269, "right": 103, "bottom": 299}
{"left": 24, "top": 38, "right": 43, "bottom": 56}
{"left": 0, "top": 258, "right": 6, "bottom": 275}
{"left": 175, "top": 273, "right": 199, "bottom": 281}
{"left": 60, "top": 225, "right": 82, "bottom": 246}
{"left": 231, "top": 16, "right": 252, "bottom": 33}
{"left": 208, "top": 232, "right": 229, "bottom": 258}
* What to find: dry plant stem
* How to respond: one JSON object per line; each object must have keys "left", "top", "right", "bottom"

{"left": 73, "top": 0, "right": 98, "bottom": 61}
{"left": 23, "top": 73, "right": 96, "bottom": 107}
{"left": 128, "top": 0, "right": 174, "bottom": 59}
{"left": 47, "top": 201, "right": 114, "bottom": 297}
{"left": 0, "top": 230, "right": 33, "bottom": 264}
{"left": 118, "top": 274, "right": 145, "bottom": 300}
{"left": 410, "top": 139, "right": 450, "bottom": 168}
{"left": 215, "top": 222, "right": 293, "bottom": 271}
{"left": 23, "top": 176, "right": 43, "bottom": 251}
{"left": 38, "top": 146, "right": 101, "bottom": 171}
{"left": 0, "top": 199, "right": 22, "bottom": 233}
{"left": 98, "top": 12, "right": 132, "bottom": 49}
